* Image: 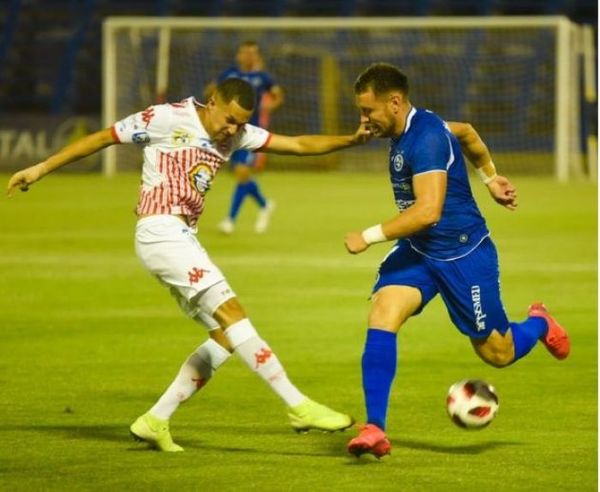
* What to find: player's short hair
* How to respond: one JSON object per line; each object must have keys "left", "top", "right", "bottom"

{"left": 215, "top": 78, "right": 256, "bottom": 112}
{"left": 239, "top": 40, "right": 260, "bottom": 51}
{"left": 353, "top": 63, "right": 409, "bottom": 97}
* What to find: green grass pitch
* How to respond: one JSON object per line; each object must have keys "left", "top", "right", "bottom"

{"left": 0, "top": 171, "right": 596, "bottom": 491}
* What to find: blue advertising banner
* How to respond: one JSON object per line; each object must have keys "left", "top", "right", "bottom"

{"left": 0, "top": 115, "right": 101, "bottom": 172}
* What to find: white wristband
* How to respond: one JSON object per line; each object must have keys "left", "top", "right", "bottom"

{"left": 361, "top": 224, "right": 387, "bottom": 245}
{"left": 476, "top": 163, "right": 497, "bottom": 185}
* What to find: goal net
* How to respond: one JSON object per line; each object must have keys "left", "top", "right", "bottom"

{"left": 103, "top": 17, "right": 590, "bottom": 180}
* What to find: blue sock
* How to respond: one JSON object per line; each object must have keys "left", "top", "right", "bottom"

{"left": 510, "top": 317, "right": 548, "bottom": 362}
{"left": 229, "top": 182, "right": 252, "bottom": 220}
{"left": 361, "top": 328, "right": 397, "bottom": 431}
{"left": 246, "top": 179, "right": 267, "bottom": 208}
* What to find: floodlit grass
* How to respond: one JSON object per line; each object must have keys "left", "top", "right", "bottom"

{"left": 0, "top": 171, "right": 596, "bottom": 491}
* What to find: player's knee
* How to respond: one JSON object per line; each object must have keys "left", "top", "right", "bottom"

{"left": 482, "top": 349, "right": 513, "bottom": 368}
{"left": 212, "top": 297, "right": 246, "bottom": 328}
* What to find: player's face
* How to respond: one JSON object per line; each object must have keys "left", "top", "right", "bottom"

{"left": 355, "top": 89, "right": 397, "bottom": 138}
{"left": 207, "top": 95, "right": 252, "bottom": 142}
{"left": 237, "top": 45, "right": 261, "bottom": 71}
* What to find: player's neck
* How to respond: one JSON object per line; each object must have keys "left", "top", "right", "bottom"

{"left": 197, "top": 107, "right": 213, "bottom": 137}
{"left": 392, "top": 102, "right": 413, "bottom": 137}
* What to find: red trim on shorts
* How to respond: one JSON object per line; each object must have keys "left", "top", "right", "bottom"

{"left": 110, "top": 125, "right": 121, "bottom": 143}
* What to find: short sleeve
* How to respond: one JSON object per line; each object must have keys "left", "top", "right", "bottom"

{"left": 411, "top": 128, "right": 453, "bottom": 175}
{"left": 261, "top": 73, "right": 274, "bottom": 92}
{"left": 112, "top": 104, "right": 172, "bottom": 145}
{"left": 237, "top": 124, "right": 271, "bottom": 151}
{"left": 218, "top": 67, "right": 238, "bottom": 83}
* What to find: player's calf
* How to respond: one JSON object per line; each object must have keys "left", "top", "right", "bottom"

{"left": 470, "top": 330, "right": 515, "bottom": 368}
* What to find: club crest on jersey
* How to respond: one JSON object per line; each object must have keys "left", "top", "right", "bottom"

{"left": 188, "top": 162, "right": 213, "bottom": 194}
{"left": 172, "top": 128, "right": 192, "bottom": 146}
{"left": 393, "top": 153, "right": 405, "bottom": 172}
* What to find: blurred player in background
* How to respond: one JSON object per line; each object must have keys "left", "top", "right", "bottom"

{"left": 205, "top": 40, "right": 284, "bottom": 235}
{"left": 343, "top": 63, "right": 570, "bottom": 459}
{"left": 7, "top": 78, "right": 371, "bottom": 452}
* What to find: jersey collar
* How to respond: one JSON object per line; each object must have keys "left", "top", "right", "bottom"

{"left": 403, "top": 106, "right": 417, "bottom": 134}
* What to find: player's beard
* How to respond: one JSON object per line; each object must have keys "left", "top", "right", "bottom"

{"left": 369, "top": 122, "right": 392, "bottom": 138}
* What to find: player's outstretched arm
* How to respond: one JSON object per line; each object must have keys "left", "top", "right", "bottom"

{"left": 447, "top": 121, "right": 517, "bottom": 211}
{"left": 345, "top": 171, "right": 447, "bottom": 254}
{"left": 7, "top": 128, "right": 117, "bottom": 196}
{"left": 261, "top": 123, "right": 372, "bottom": 156}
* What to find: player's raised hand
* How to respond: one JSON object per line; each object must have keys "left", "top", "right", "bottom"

{"left": 487, "top": 175, "right": 518, "bottom": 210}
{"left": 7, "top": 163, "right": 46, "bottom": 197}
{"left": 352, "top": 122, "right": 373, "bottom": 145}
{"left": 345, "top": 231, "right": 369, "bottom": 254}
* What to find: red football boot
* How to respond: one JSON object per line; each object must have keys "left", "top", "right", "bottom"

{"left": 528, "top": 302, "right": 570, "bottom": 360}
{"left": 347, "top": 424, "right": 391, "bottom": 458}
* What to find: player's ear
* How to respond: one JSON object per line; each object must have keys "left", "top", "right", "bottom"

{"left": 389, "top": 93, "right": 402, "bottom": 113}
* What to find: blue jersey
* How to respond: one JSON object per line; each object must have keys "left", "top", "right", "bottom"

{"left": 389, "top": 107, "right": 489, "bottom": 260}
{"left": 218, "top": 67, "right": 275, "bottom": 126}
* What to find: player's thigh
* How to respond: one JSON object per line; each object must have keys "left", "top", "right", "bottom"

{"left": 428, "top": 237, "right": 510, "bottom": 340}
{"left": 135, "top": 216, "right": 237, "bottom": 323}
{"left": 231, "top": 150, "right": 255, "bottom": 182}
{"left": 370, "top": 240, "right": 438, "bottom": 332}
{"left": 369, "top": 286, "right": 423, "bottom": 332}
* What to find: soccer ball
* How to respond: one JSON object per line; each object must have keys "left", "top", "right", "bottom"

{"left": 446, "top": 379, "right": 499, "bottom": 429}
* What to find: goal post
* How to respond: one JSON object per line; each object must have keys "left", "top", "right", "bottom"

{"left": 103, "top": 16, "right": 590, "bottom": 181}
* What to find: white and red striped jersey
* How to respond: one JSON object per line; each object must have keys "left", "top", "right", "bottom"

{"left": 112, "top": 97, "right": 271, "bottom": 227}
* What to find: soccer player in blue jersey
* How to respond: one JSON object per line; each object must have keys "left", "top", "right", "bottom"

{"left": 210, "top": 41, "right": 284, "bottom": 234}
{"left": 344, "top": 63, "right": 571, "bottom": 458}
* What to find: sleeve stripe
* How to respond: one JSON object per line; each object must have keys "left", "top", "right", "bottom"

{"left": 256, "top": 132, "right": 273, "bottom": 151}
{"left": 110, "top": 125, "right": 121, "bottom": 143}
{"left": 445, "top": 134, "right": 455, "bottom": 169}
{"left": 413, "top": 169, "right": 447, "bottom": 177}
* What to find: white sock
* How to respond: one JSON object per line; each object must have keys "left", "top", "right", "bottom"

{"left": 225, "top": 319, "right": 306, "bottom": 407}
{"left": 149, "top": 338, "right": 231, "bottom": 420}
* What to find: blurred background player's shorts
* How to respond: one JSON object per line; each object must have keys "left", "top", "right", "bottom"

{"left": 230, "top": 149, "right": 257, "bottom": 167}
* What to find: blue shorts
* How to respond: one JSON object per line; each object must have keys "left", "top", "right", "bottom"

{"left": 230, "top": 149, "right": 256, "bottom": 167}
{"left": 373, "top": 237, "right": 509, "bottom": 339}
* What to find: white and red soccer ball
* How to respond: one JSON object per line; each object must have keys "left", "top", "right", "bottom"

{"left": 446, "top": 379, "right": 499, "bottom": 429}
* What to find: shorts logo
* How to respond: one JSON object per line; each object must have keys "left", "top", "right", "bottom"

{"left": 471, "top": 285, "right": 487, "bottom": 331}
{"left": 132, "top": 131, "right": 150, "bottom": 144}
{"left": 188, "top": 267, "right": 209, "bottom": 284}
{"left": 392, "top": 153, "right": 405, "bottom": 172}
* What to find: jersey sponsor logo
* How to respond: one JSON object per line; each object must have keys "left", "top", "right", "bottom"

{"left": 141, "top": 107, "right": 155, "bottom": 128}
{"left": 471, "top": 285, "right": 487, "bottom": 331}
{"left": 132, "top": 131, "right": 150, "bottom": 144}
{"left": 392, "top": 152, "right": 405, "bottom": 172}
{"left": 395, "top": 198, "right": 415, "bottom": 211}
{"left": 172, "top": 128, "right": 192, "bottom": 146}
{"left": 254, "top": 347, "right": 273, "bottom": 368}
{"left": 188, "top": 267, "right": 209, "bottom": 284}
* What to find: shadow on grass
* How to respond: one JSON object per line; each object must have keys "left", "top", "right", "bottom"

{"left": 4, "top": 423, "right": 127, "bottom": 443}
{"left": 343, "top": 438, "right": 524, "bottom": 465}
{"left": 3, "top": 423, "right": 353, "bottom": 458}
{"left": 395, "top": 438, "right": 523, "bottom": 455}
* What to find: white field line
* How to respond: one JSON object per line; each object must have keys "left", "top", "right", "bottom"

{"left": 0, "top": 254, "right": 596, "bottom": 273}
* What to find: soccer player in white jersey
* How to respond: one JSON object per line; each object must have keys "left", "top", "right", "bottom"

{"left": 7, "top": 78, "right": 372, "bottom": 452}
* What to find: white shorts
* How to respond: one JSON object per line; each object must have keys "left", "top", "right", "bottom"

{"left": 135, "top": 215, "right": 236, "bottom": 330}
